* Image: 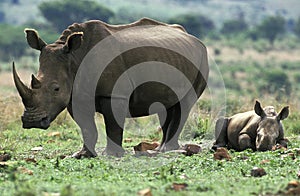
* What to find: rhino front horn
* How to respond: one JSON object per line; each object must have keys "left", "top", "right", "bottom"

{"left": 12, "top": 62, "right": 32, "bottom": 104}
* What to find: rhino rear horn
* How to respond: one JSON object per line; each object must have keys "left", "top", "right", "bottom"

{"left": 31, "top": 74, "right": 41, "bottom": 89}
{"left": 12, "top": 62, "right": 32, "bottom": 104}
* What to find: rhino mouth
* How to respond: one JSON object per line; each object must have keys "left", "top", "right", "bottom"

{"left": 21, "top": 115, "right": 51, "bottom": 130}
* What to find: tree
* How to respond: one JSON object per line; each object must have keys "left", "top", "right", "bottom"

{"left": 0, "top": 24, "right": 27, "bottom": 61}
{"left": 256, "top": 15, "right": 285, "bottom": 45}
{"left": 39, "top": 0, "right": 114, "bottom": 32}
{"left": 294, "top": 16, "right": 300, "bottom": 39}
{"left": 221, "top": 19, "right": 248, "bottom": 36}
{"left": 168, "top": 14, "right": 214, "bottom": 38}
{"left": 258, "top": 69, "right": 291, "bottom": 100}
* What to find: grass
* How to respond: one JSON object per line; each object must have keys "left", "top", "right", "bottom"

{"left": 0, "top": 104, "right": 299, "bottom": 195}
{"left": 1, "top": 19, "right": 300, "bottom": 195}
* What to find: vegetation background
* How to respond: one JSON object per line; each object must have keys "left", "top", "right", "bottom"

{"left": 0, "top": 0, "right": 300, "bottom": 195}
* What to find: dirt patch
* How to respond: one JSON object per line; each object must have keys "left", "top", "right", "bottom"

{"left": 208, "top": 47, "right": 300, "bottom": 63}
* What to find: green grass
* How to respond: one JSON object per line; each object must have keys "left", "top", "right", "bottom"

{"left": 0, "top": 119, "right": 299, "bottom": 196}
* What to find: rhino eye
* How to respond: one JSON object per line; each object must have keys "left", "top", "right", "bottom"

{"left": 51, "top": 83, "right": 60, "bottom": 92}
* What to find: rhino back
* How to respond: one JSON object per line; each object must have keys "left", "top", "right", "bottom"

{"left": 57, "top": 19, "right": 208, "bottom": 116}
{"left": 227, "top": 111, "right": 260, "bottom": 149}
{"left": 94, "top": 24, "right": 208, "bottom": 114}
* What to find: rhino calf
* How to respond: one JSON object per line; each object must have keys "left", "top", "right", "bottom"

{"left": 212, "top": 100, "right": 289, "bottom": 151}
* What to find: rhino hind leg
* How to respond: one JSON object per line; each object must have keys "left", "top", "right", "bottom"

{"left": 158, "top": 101, "right": 190, "bottom": 152}
{"left": 212, "top": 117, "right": 229, "bottom": 151}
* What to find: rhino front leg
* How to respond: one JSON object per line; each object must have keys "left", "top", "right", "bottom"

{"left": 212, "top": 117, "right": 228, "bottom": 151}
{"left": 100, "top": 98, "right": 126, "bottom": 157}
{"left": 67, "top": 103, "right": 98, "bottom": 158}
{"left": 238, "top": 133, "right": 254, "bottom": 151}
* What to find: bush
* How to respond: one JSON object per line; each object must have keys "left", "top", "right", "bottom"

{"left": 39, "top": 0, "right": 114, "bottom": 32}
{"left": 256, "top": 15, "right": 286, "bottom": 45}
{"left": 168, "top": 14, "right": 215, "bottom": 38}
{"left": 294, "top": 16, "right": 300, "bottom": 39}
{"left": 258, "top": 69, "right": 292, "bottom": 100}
{"left": 0, "top": 24, "right": 27, "bottom": 61}
{"left": 221, "top": 19, "right": 248, "bottom": 36}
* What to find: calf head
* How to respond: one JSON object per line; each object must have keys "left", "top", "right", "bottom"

{"left": 254, "top": 101, "right": 289, "bottom": 151}
{"left": 13, "top": 29, "right": 83, "bottom": 129}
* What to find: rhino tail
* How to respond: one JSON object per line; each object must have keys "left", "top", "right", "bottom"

{"left": 212, "top": 117, "right": 229, "bottom": 151}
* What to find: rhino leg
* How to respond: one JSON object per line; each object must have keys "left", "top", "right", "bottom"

{"left": 158, "top": 91, "right": 195, "bottom": 152}
{"left": 238, "top": 133, "right": 254, "bottom": 151}
{"left": 101, "top": 98, "right": 126, "bottom": 157}
{"left": 157, "top": 108, "right": 173, "bottom": 151}
{"left": 67, "top": 103, "right": 98, "bottom": 158}
{"left": 212, "top": 117, "right": 228, "bottom": 151}
{"left": 157, "top": 103, "right": 184, "bottom": 151}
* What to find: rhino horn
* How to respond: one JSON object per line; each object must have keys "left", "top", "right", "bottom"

{"left": 12, "top": 62, "right": 32, "bottom": 104}
{"left": 31, "top": 74, "right": 41, "bottom": 89}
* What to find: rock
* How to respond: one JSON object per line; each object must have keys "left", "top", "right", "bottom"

{"left": 134, "top": 142, "right": 159, "bottom": 152}
{"left": 213, "top": 147, "right": 231, "bottom": 161}
{"left": 250, "top": 167, "right": 267, "bottom": 177}
{"left": 172, "top": 183, "right": 188, "bottom": 191}
{"left": 138, "top": 188, "right": 152, "bottom": 196}
{"left": 47, "top": 131, "right": 61, "bottom": 137}
{"left": 285, "top": 180, "right": 300, "bottom": 195}
{"left": 31, "top": 146, "right": 43, "bottom": 151}
{"left": 0, "top": 153, "right": 11, "bottom": 162}
{"left": 182, "top": 144, "right": 201, "bottom": 156}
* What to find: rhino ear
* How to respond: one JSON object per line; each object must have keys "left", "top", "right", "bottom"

{"left": 25, "top": 28, "right": 47, "bottom": 51}
{"left": 254, "top": 100, "right": 266, "bottom": 118}
{"left": 63, "top": 32, "right": 83, "bottom": 53}
{"left": 277, "top": 106, "right": 289, "bottom": 121}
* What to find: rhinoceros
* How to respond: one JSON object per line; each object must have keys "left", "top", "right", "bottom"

{"left": 13, "top": 18, "right": 209, "bottom": 158}
{"left": 212, "top": 101, "right": 289, "bottom": 151}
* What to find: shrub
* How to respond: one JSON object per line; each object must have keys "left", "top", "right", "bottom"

{"left": 258, "top": 69, "right": 292, "bottom": 100}
{"left": 168, "top": 14, "right": 215, "bottom": 38}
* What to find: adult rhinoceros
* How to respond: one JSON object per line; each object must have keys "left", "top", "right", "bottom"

{"left": 13, "top": 18, "right": 209, "bottom": 158}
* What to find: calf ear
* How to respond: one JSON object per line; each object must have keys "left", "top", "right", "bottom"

{"left": 63, "top": 32, "right": 83, "bottom": 53}
{"left": 24, "top": 28, "right": 47, "bottom": 51}
{"left": 254, "top": 100, "right": 266, "bottom": 118}
{"left": 277, "top": 106, "right": 289, "bottom": 121}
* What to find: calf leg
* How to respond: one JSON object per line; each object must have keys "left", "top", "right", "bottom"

{"left": 238, "top": 134, "right": 253, "bottom": 151}
{"left": 212, "top": 117, "right": 228, "bottom": 150}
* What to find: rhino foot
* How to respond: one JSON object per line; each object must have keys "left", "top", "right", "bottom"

{"left": 71, "top": 148, "right": 97, "bottom": 159}
{"left": 157, "top": 143, "right": 180, "bottom": 152}
{"left": 103, "top": 147, "right": 125, "bottom": 157}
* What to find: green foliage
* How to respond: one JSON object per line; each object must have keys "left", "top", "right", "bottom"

{"left": 39, "top": 0, "right": 114, "bottom": 32}
{"left": 0, "top": 24, "right": 27, "bottom": 62}
{"left": 258, "top": 69, "right": 292, "bottom": 100}
{"left": 256, "top": 15, "right": 286, "bottom": 45}
{"left": 0, "top": 124, "right": 299, "bottom": 195}
{"left": 294, "top": 16, "right": 300, "bottom": 39}
{"left": 284, "top": 112, "right": 300, "bottom": 135}
{"left": 168, "top": 14, "right": 215, "bottom": 38}
{"left": 221, "top": 19, "right": 248, "bottom": 36}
